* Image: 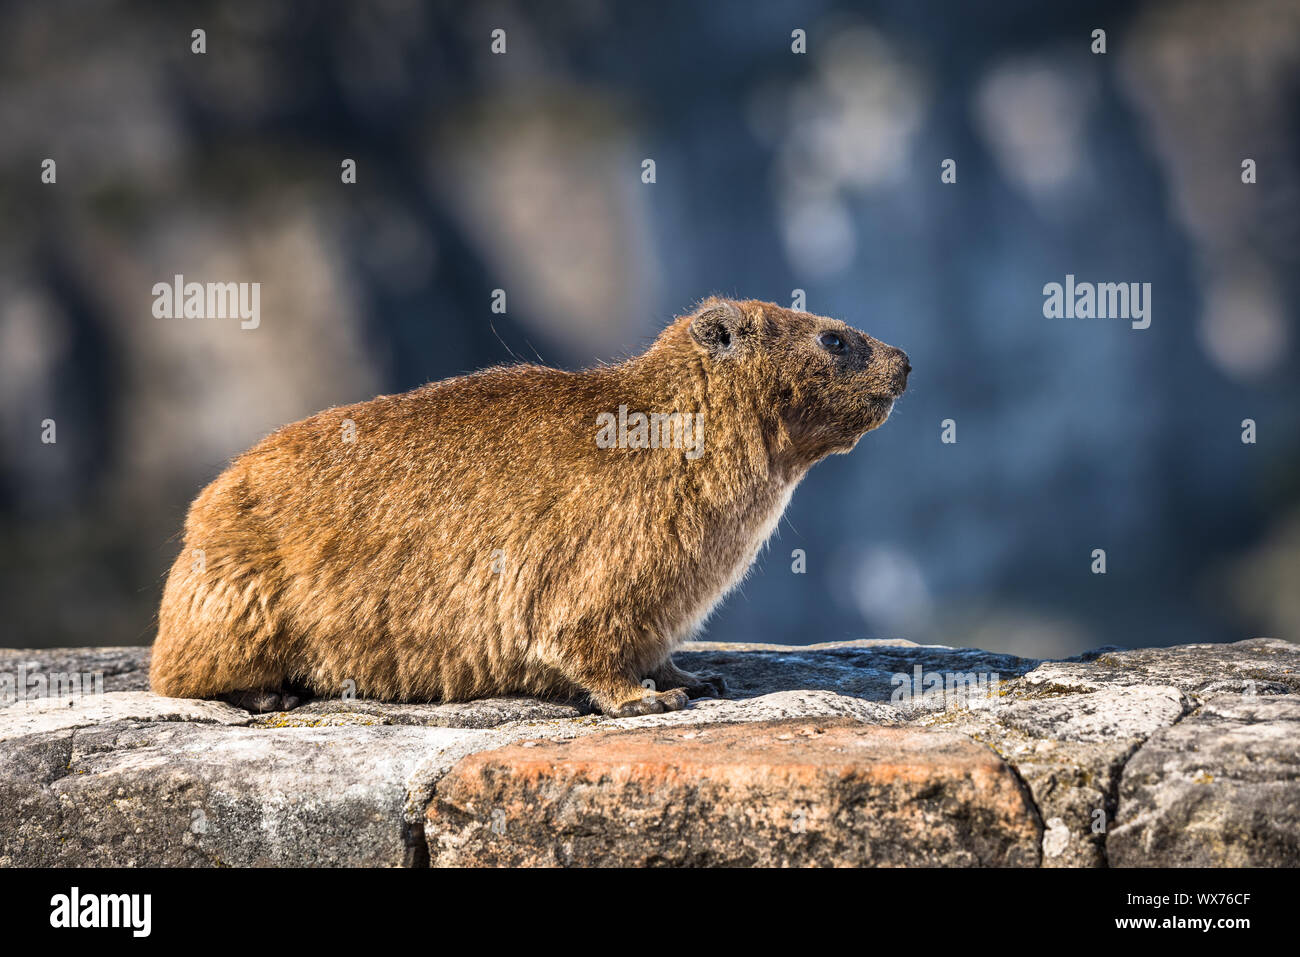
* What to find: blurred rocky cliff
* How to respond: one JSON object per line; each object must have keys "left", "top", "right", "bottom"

{"left": 1, "top": 0, "right": 1297, "bottom": 655}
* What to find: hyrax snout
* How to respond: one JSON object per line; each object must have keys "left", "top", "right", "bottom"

{"left": 150, "top": 298, "right": 909, "bottom": 716}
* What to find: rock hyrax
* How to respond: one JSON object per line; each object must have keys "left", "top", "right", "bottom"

{"left": 150, "top": 298, "right": 910, "bottom": 716}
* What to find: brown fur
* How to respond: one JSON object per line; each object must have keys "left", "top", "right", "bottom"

{"left": 149, "top": 298, "right": 909, "bottom": 716}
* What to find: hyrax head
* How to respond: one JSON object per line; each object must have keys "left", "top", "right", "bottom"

{"left": 686, "top": 297, "right": 910, "bottom": 462}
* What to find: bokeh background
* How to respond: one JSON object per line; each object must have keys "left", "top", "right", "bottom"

{"left": 2, "top": 0, "right": 1298, "bottom": 657}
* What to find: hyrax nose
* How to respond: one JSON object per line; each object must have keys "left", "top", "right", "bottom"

{"left": 886, "top": 347, "right": 910, "bottom": 394}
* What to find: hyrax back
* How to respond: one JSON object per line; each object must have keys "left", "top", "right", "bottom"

{"left": 150, "top": 298, "right": 909, "bottom": 715}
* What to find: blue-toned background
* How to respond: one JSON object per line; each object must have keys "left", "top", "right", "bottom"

{"left": 2, "top": 0, "right": 1297, "bottom": 656}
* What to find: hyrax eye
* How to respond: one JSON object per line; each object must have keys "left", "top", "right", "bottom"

{"left": 817, "top": 331, "right": 847, "bottom": 354}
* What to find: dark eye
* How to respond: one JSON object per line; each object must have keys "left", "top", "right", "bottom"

{"left": 817, "top": 331, "right": 847, "bottom": 354}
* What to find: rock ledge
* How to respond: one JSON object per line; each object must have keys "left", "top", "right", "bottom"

{"left": 1, "top": 638, "right": 1295, "bottom": 867}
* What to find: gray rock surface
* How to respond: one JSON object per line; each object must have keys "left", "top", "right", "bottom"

{"left": 0, "top": 721, "right": 457, "bottom": 867}
{"left": 906, "top": 640, "right": 1299, "bottom": 867}
{"left": 0, "top": 691, "right": 250, "bottom": 742}
{"left": 0, "top": 637, "right": 1295, "bottom": 867}
{"left": 0, "top": 646, "right": 151, "bottom": 703}
{"left": 1023, "top": 638, "right": 1300, "bottom": 695}
{"left": 677, "top": 640, "right": 1038, "bottom": 701}
{"left": 1108, "top": 694, "right": 1300, "bottom": 866}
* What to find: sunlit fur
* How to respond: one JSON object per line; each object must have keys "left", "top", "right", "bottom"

{"left": 150, "top": 298, "right": 909, "bottom": 715}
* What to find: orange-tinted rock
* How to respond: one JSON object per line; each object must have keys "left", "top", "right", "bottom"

{"left": 426, "top": 717, "right": 1041, "bottom": 866}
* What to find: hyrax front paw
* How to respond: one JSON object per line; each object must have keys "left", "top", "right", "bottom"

{"left": 606, "top": 687, "right": 690, "bottom": 717}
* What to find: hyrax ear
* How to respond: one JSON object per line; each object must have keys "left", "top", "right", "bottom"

{"left": 689, "top": 301, "right": 748, "bottom": 356}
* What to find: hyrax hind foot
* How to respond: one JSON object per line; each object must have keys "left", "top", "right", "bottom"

{"left": 222, "top": 689, "right": 304, "bottom": 714}
{"left": 679, "top": 673, "right": 727, "bottom": 699}
{"left": 648, "top": 661, "right": 728, "bottom": 700}
{"left": 606, "top": 687, "right": 690, "bottom": 717}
